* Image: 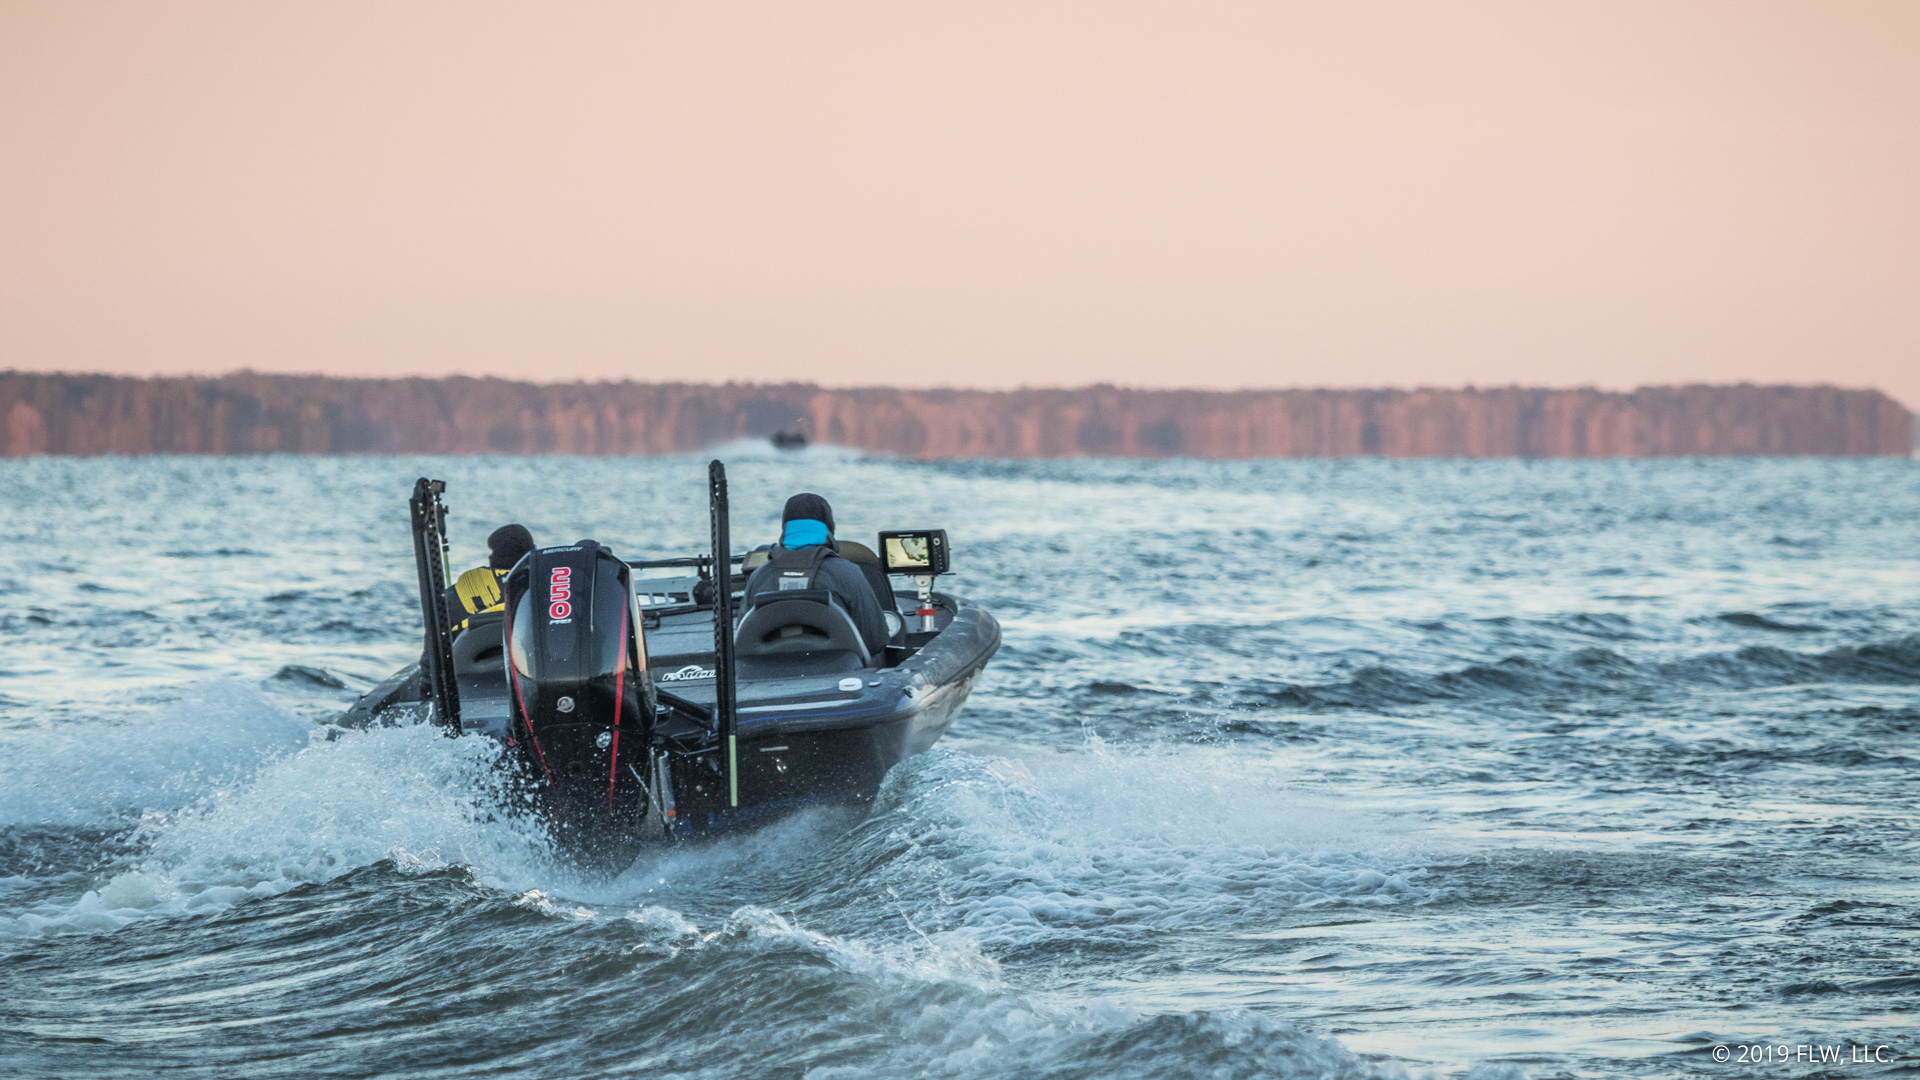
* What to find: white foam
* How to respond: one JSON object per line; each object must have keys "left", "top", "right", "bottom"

{"left": 0, "top": 704, "right": 1442, "bottom": 1075}
{"left": 502, "top": 894, "right": 1317, "bottom": 1080}
{"left": 2, "top": 698, "right": 1430, "bottom": 963}
{"left": 858, "top": 744, "right": 1439, "bottom": 948}
{"left": 2, "top": 720, "right": 554, "bottom": 937}
{"left": 487, "top": 886, "right": 1406, "bottom": 1080}
{"left": 0, "top": 682, "right": 310, "bottom": 828}
{"left": 715, "top": 904, "right": 1005, "bottom": 990}
{"left": 771, "top": 917, "right": 1400, "bottom": 1080}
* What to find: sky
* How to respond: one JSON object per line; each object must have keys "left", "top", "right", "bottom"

{"left": 2, "top": 2, "right": 1916, "bottom": 406}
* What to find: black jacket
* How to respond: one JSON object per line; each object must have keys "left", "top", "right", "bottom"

{"left": 744, "top": 544, "right": 891, "bottom": 655}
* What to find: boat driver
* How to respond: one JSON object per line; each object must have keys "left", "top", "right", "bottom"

{"left": 446, "top": 523, "right": 536, "bottom": 634}
{"left": 743, "top": 493, "right": 890, "bottom": 654}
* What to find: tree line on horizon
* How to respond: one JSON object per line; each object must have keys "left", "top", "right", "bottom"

{"left": 1, "top": 371, "right": 1910, "bottom": 458}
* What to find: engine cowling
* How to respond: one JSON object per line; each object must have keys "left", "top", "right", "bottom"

{"left": 502, "top": 540, "right": 654, "bottom": 849}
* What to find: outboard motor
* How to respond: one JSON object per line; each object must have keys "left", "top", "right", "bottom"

{"left": 502, "top": 541, "right": 655, "bottom": 852}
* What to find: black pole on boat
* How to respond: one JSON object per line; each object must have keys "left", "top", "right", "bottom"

{"left": 409, "top": 478, "right": 461, "bottom": 733}
{"left": 708, "top": 459, "right": 739, "bottom": 809}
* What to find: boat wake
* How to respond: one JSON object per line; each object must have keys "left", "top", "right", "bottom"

{"left": 3, "top": 687, "right": 1436, "bottom": 960}
{"left": 2, "top": 685, "right": 1454, "bottom": 1079}
{"left": 1, "top": 687, "right": 551, "bottom": 937}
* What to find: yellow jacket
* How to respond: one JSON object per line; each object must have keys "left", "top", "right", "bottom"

{"left": 450, "top": 566, "right": 508, "bottom": 632}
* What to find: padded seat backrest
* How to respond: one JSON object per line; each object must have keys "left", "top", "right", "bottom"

{"left": 836, "top": 539, "right": 880, "bottom": 566}
{"left": 734, "top": 589, "right": 871, "bottom": 676}
{"left": 452, "top": 611, "right": 506, "bottom": 675}
{"left": 831, "top": 540, "right": 898, "bottom": 638}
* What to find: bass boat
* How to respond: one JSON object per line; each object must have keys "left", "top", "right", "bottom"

{"left": 341, "top": 463, "right": 1000, "bottom": 859}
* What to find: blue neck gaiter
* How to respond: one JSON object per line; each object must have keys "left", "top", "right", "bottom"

{"left": 782, "top": 519, "right": 830, "bottom": 549}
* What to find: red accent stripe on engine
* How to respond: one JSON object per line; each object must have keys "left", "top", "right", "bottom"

{"left": 608, "top": 584, "right": 629, "bottom": 818}
{"left": 505, "top": 599, "right": 554, "bottom": 787}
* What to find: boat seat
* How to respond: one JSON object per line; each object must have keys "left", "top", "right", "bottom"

{"left": 835, "top": 540, "right": 900, "bottom": 637}
{"left": 734, "top": 589, "right": 871, "bottom": 678}
{"left": 837, "top": 539, "right": 880, "bottom": 566}
{"left": 452, "top": 611, "right": 506, "bottom": 675}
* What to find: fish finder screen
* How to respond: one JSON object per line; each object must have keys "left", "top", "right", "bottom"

{"left": 888, "top": 536, "right": 930, "bottom": 567}
{"left": 879, "top": 530, "right": 950, "bottom": 576}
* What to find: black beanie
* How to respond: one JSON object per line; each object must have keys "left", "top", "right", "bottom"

{"left": 781, "top": 493, "right": 834, "bottom": 534}
{"left": 487, "top": 524, "right": 536, "bottom": 570}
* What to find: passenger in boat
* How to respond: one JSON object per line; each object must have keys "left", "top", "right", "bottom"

{"left": 744, "top": 493, "right": 890, "bottom": 653}
{"left": 445, "top": 524, "right": 536, "bottom": 633}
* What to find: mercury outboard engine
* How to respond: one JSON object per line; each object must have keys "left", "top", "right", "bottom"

{"left": 502, "top": 541, "right": 655, "bottom": 854}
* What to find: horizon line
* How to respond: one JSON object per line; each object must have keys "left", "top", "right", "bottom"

{"left": 3, "top": 368, "right": 1908, "bottom": 404}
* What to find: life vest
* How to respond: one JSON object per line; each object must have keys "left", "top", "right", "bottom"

{"left": 764, "top": 543, "right": 836, "bottom": 593}
{"left": 758, "top": 542, "right": 892, "bottom": 650}
{"left": 450, "top": 566, "right": 508, "bottom": 632}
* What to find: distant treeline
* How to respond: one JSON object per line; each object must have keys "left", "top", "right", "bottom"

{"left": 1, "top": 372, "right": 1910, "bottom": 458}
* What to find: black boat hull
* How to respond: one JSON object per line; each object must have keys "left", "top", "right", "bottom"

{"left": 663, "top": 664, "right": 984, "bottom": 832}
{"left": 342, "top": 591, "right": 999, "bottom": 841}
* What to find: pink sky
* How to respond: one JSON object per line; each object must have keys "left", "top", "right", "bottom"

{"left": 3, "top": 2, "right": 1917, "bottom": 406}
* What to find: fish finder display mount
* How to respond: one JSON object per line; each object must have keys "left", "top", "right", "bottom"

{"left": 879, "top": 529, "right": 949, "bottom": 632}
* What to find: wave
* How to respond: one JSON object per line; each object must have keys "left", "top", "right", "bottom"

{"left": 1207, "top": 635, "right": 1920, "bottom": 713}
{"left": 1, "top": 717, "right": 552, "bottom": 938}
{"left": 2, "top": 714, "right": 1438, "bottom": 953}
{"left": 832, "top": 747, "right": 1438, "bottom": 951}
{"left": 1717, "top": 612, "right": 1823, "bottom": 633}
{"left": 470, "top": 895, "right": 1409, "bottom": 1080}
{"left": 1, "top": 720, "right": 1446, "bottom": 1077}
{"left": 0, "top": 682, "right": 311, "bottom": 829}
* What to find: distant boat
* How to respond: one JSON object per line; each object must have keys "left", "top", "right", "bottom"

{"left": 770, "top": 430, "right": 808, "bottom": 451}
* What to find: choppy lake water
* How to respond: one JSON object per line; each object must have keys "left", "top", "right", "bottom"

{"left": 2, "top": 452, "right": 1917, "bottom": 1079}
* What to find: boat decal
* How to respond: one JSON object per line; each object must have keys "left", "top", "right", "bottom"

{"left": 660, "top": 664, "right": 715, "bottom": 682}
